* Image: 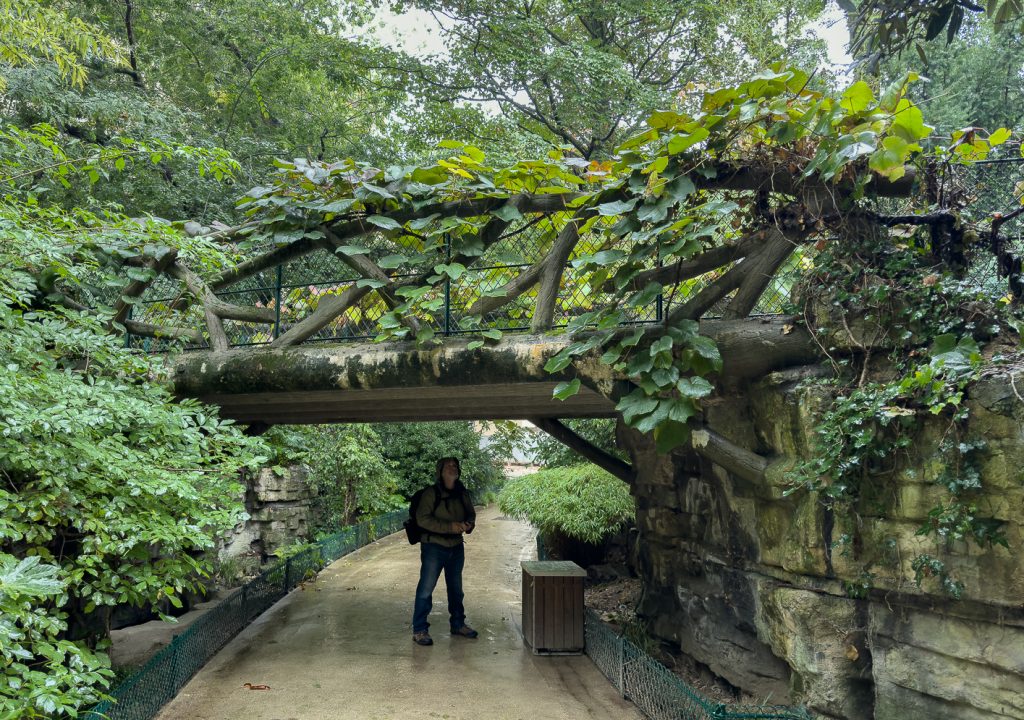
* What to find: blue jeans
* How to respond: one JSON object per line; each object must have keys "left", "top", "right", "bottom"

{"left": 412, "top": 542, "right": 466, "bottom": 633}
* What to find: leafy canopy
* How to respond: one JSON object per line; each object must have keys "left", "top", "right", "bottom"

{"left": 498, "top": 464, "right": 634, "bottom": 544}
{"left": 234, "top": 67, "right": 941, "bottom": 451}
{"left": 385, "top": 0, "right": 828, "bottom": 158}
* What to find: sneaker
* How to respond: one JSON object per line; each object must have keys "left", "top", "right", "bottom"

{"left": 413, "top": 631, "right": 433, "bottom": 646}
{"left": 451, "top": 625, "right": 479, "bottom": 639}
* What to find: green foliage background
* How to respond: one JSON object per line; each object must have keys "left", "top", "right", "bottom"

{"left": 532, "top": 419, "right": 624, "bottom": 469}
{"left": 498, "top": 464, "right": 634, "bottom": 545}
{"left": 2, "top": 0, "right": 1023, "bottom": 714}
{"left": 370, "top": 422, "right": 505, "bottom": 501}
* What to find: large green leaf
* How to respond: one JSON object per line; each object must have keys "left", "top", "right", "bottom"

{"left": 0, "top": 555, "right": 64, "bottom": 599}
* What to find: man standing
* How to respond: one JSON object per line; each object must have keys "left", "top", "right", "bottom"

{"left": 411, "top": 456, "right": 478, "bottom": 646}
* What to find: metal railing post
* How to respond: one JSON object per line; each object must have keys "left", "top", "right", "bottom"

{"left": 656, "top": 236, "right": 664, "bottom": 323}
{"left": 273, "top": 265, "right": 283, "bottom": 339}
{"left": 124, "top": 305, "right": 132, "bottom": 348}
{"left": 444, "top": 234, "right": 452, "bottom": 335}
{"left": 284, "top": 557, "right": 292, "bottom": 592}
{"left": 618, "top": 634, "right": 626, "bottom": 699}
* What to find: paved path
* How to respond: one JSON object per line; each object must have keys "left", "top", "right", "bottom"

{"left": 157, "top": 507, "right": 642, "bottom": 720}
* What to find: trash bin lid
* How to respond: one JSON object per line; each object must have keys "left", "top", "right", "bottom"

{"left": 521, "top": 560, "right": 587, "bottom": 576}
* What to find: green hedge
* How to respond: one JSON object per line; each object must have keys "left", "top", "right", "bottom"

{"left": 498, "top": 464, "right": 633, "bottom": 544}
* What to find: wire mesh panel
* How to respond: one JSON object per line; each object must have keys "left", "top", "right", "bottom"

{"left": 120, "top": 157, "right": 1024, "bottom": 350}
{"left": 582, "top": 608, "right": 816, "bottom": 720}
{"left": 583, "top": 608, "right": 624, "bottom": 694}
{"left": 948, "top": 158, "right": 1024, "bottom": 299}
{"left": 622, "top": 637, "right": 719, "bottom": 720}
{"left": 85, "top": 509, "right": 406, "bottom": 720}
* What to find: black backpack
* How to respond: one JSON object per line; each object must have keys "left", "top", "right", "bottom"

{"left": 403, "top": 486, "right": 442, "bottom": 545}
{"left": 403, "top": 484, "right": 473, "bottom": 545}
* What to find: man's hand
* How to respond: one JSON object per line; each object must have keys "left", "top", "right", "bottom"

{"left": 451, "top": 521, "right": 472, "bottom": 534}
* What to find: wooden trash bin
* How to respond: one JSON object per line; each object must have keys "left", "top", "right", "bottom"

{"left": 521, "top": 560, "right": 587, "bottom": 654}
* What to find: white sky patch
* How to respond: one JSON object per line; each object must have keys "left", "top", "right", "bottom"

{"left": 811, "top": 2, "right": 855, "bottom": 78}
{"left": 368, "top": 4, "right": 448, "bottom": 58}
{"left": 368, "top": 2, "right": 855, "bottom": 98}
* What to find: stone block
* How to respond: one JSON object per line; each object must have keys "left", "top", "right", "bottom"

{"left": 757, "top": 586, "right": 873, "bottom": 720}
{"left": 871, "top": 606, "right": 1024, "bottom": 720}
{"left": 671, "top": 568, "right": 793, "bottom": 700}
{"left": 252, "top": 466, "right": 316, "bottom": 503}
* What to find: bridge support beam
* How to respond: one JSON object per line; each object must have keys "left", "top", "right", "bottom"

{"left": 529, "top": 417, "right": 636, "bottom": 483}
{"left": 171, "top": 317, "right": 818, "bottom": 426}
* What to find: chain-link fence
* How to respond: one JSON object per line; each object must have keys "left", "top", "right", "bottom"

{"left": 124, "top": 213, "right": 801, "bottom": 351}
{"left": 583, "top": 609, "right": 815, "bottom": 720}
{"left": 536, "top": 536, "right": 814, "bottom": 719}
{"left": 123, "top": 157, "right": 1024, "bottom": 352}
{"left": 84, "top": 510, "right": 405, "bottom": 720}
{"left": 944, "top": 156, "right": 1024, "bottom": 298}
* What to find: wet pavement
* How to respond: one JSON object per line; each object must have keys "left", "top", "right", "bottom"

{"left": 156, "top": 506, "right": 642, "bottom": 720}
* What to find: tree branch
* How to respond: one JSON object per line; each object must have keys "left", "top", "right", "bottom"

{"left": 530, "top": 417, "right": 635, "bottom": 483}
{"left": 691, "top": 426, "right": 769, "bottom": 484}
{"left": 723, "top": 228, "right": 800, "bottom": 319}
{"left": 318, "top": 228, "right": 420, "bottom": 335}
{"left": 109, "top": 249, "right": 177, "bottom": 329}
{"left": 605, "top": 231, "right": 764, "bottom": 294}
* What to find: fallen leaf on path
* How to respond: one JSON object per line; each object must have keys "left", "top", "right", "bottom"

{"left": 243, "top": 683, "right": 271, "bottom": 690}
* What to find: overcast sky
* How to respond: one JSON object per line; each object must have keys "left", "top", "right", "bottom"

{"left": 368, "top": 2, "right": 854, "bottom": 71}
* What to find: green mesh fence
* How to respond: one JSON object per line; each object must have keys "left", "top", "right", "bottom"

{"left": 538, "top": 536, "right": 813, "bottom": 720}
{"left": 84, "top": 510, "right": 406, "bottom": 720}
{"left": 583, "top": 609, "right": 815, "bottom": 720}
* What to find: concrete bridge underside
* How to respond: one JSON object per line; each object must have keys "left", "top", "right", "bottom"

{"left": 193, "top": 383, "right": 615, "bottom": 424}
{"left": 171, "top": 318, "right": 814, "bottom": 426}
{"left": 172, "top": 334, "right": 622, "bottom": 425}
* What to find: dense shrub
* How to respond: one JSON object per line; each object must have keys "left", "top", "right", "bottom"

{"left": 497, "top": 464, "right": 634, "bottom": 544}
{"left": 262, "top": 425, "right": 403, "bottom": 533}
{"left": 304, "top": 425, "right": 403, "bottom": 531}
{"left": 371, "top": 422, "right": 504, "bottom": 500}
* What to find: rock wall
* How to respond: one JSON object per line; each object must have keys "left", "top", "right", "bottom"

{"left": 623, "top": 368, "right": 1024, "bottom": 720}
{"left": 219, "top": 465, "right": 317, "bottom": 578}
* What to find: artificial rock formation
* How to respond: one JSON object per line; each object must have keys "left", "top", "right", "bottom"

{"left": 622, "top": 368, "right": 1024, "bottom": 720}
{"left": 218, "top": 465, "right": 318, "bottom": 579}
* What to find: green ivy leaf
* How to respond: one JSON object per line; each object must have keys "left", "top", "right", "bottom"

{"left": 544, "top": 351, "right": 574, "bottom": 373}
{"left": 573, "top": 249, "right": 626, "bottom": 268}
{"left": 597, "top": 198, "right": 638, "bottom": 216}
{"left": 649, "top": 335, "right": 674, "bottom": 357}
{"left": 664, "top": 175, "right": 696, "bottom": 202}
{"left": 334, "top": 245, "right": 370, "bottom": 255}
{"left": 553, "top": 378, "right": 581, "bottom": 400}
{"left": 677, "top": 376, "right": 714, "bottom": 399}
{"left": 491, "top": 203, "right": 524, "bottom": 222}
{"left": 840, "top": 81, "right": 874, "bottom": 114}
{"left": 617, "top": 390, "right": 659, "bottom": 423}
{"left": 654, "top": 419, "right": 690, "bottom": 453}
{"left": 989, "top": 127, "right": 1012, "bottom": 146}
{"left": 365, "top": 215, "right": 402, "bottom": 230}
{"left": 356, "top": 279, "right": 387, "bottom": 289}
{"left": 378, "top": 254, "right": 408, "bottom": 269}
{"left": 320, "top": 199, "right": 357, "bottom": 214}
{"left": 667, "top": 127, "right": 710, "bottom": 155}
{"left": 410, "top": 166, "right": 450, "bottom": 185}
{"left": 434, "top": 262, "right": 466, "bottom": 279}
